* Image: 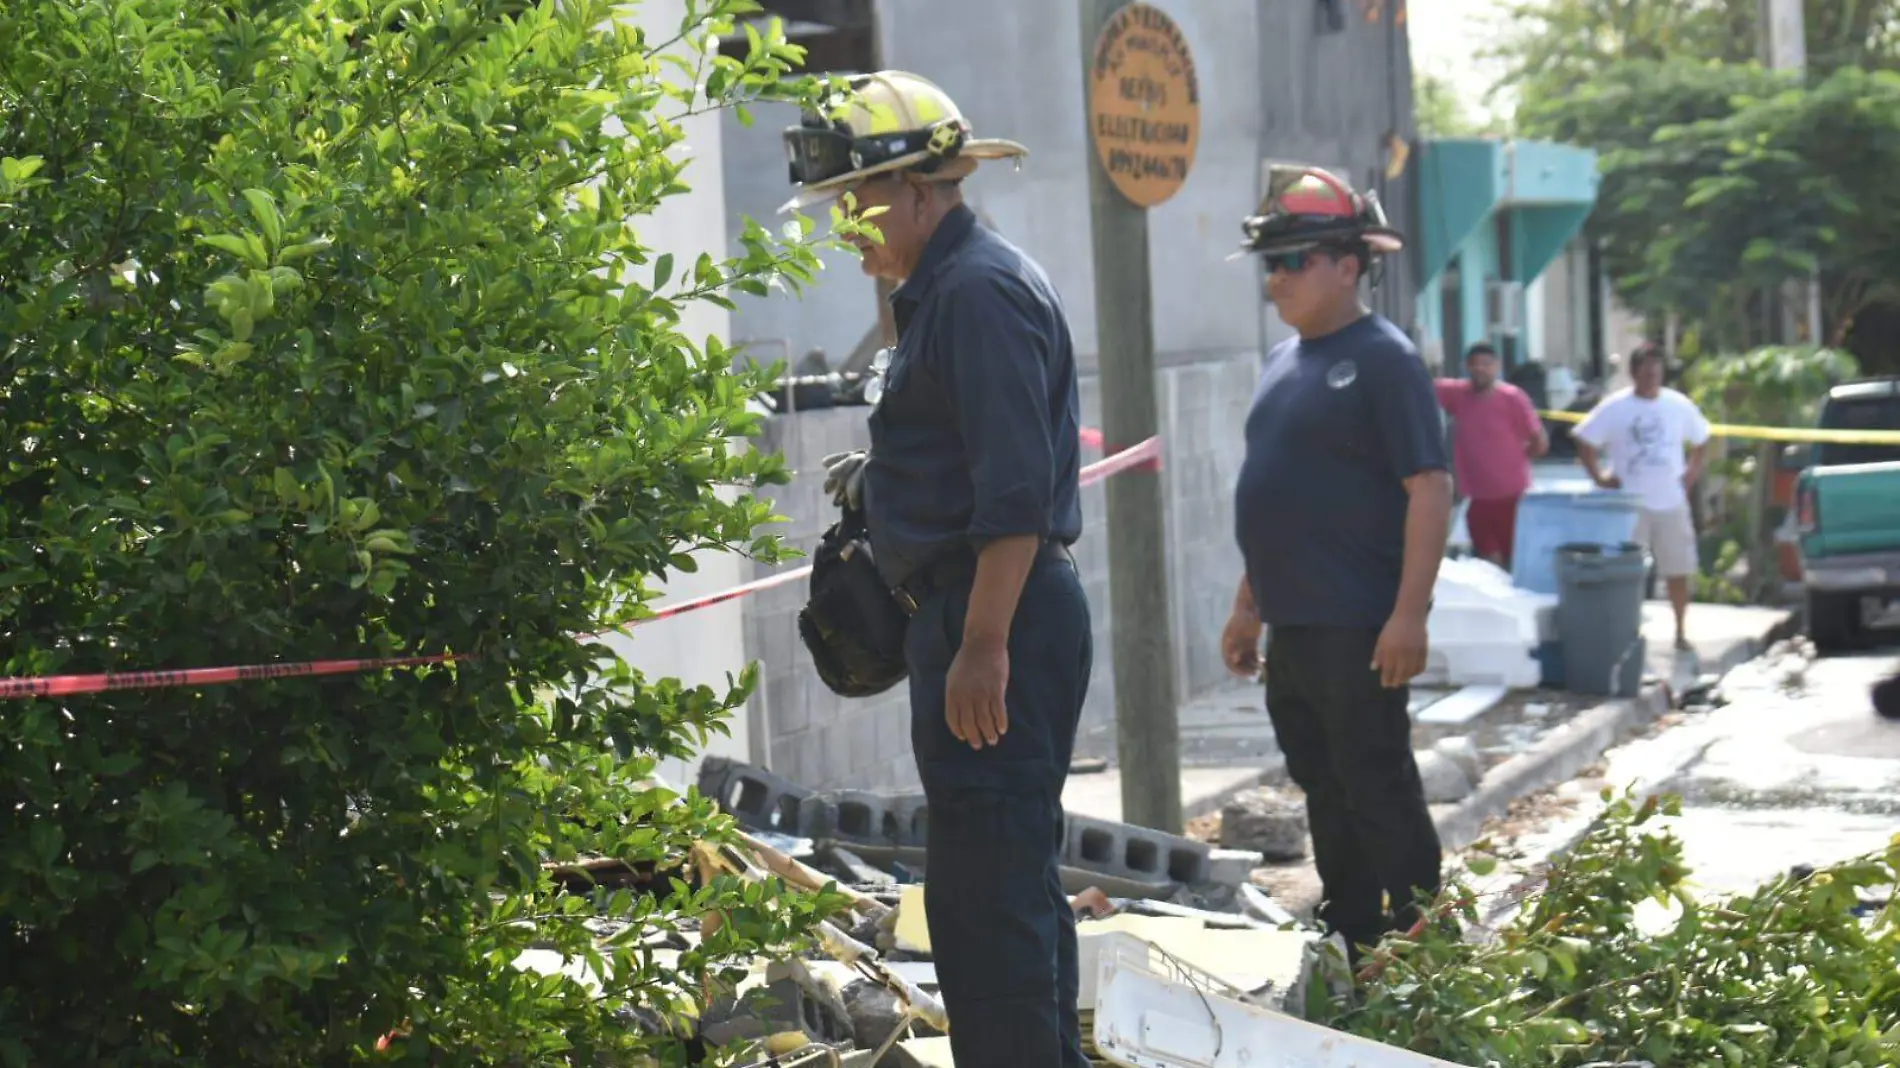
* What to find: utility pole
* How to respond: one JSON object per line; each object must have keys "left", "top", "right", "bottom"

{"left": 1077, "top": 0, "right": 1200, "bottom": 832}
{"left": 1760, "top": 0, "right": 1819, "bottom": 346}
{"left": 1750, "top": 0, "right": 1810, "bottom": 597}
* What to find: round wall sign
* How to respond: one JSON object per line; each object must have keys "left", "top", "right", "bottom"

{"left": 1087, "top": 3, "right": 1201, "bottom": 209}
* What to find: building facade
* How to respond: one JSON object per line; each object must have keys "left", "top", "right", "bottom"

{"left": 637, "top": 0, "right": 1426, "bottom": 791}
{"left": 1414, "top": 137, "right": 1601, "bottom": 384}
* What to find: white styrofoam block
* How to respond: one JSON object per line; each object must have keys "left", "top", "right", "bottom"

{"left": 1417, "top": 640, "right": 1542, "bottom": 690}
{"left": 1415, "top": 684, "right": 1508, "bottom": 725}
{"left": 1206, "top": 848, "right": 1266, "bottom": 886}
{"left": 1428, "top": 603, "right": 1537, "bottom": 646}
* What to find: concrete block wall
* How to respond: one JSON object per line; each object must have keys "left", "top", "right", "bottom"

{"left": 741, "top": 350, "right": 1255, "bottom": 791}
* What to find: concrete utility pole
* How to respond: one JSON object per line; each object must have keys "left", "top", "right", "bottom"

{"left": 1760, "top": 0, "right": 1821, "bottom": 345}
{"left": 1077, "top": 0, "right": 1186, "bottom": 832}
{"left": 1749, "top": 0, "right": 1813, "bottom": 597}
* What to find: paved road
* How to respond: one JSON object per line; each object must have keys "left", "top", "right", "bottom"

{"left": 1647, "top": 643, "right": 1900, "bottom": 897}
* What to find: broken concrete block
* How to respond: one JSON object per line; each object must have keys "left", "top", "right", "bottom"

{"left": 1414, "top": 749, "right": 1474, "bottom": 804}
{"left": 1207, "top": 847, "right": 1265, "bottom": 887}
{"left": 696, "top": 960, "right": 854, "bottom": 1049}
{"left": 1218, "top": 788, "right": 1309, "bottom": 861}
{"left": 1432, "top": 736, "right": 1484, "bottom": 785}
{"left": 698, "top": 757, "right": 819, "bottom": 836}
{"left": 1064, "top": 811, "right": 1211, "bottom": 885}
{"left": 841, "top": 977, "right": 942, "bottom": 1057}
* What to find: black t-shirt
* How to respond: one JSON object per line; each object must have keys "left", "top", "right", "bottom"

{"left": 1233, "top": 314, "right": 1447, "bottom": 628}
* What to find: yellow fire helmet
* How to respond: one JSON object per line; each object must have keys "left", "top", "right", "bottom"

{"left": 778, "top": 70, "right": 1028, "bottom": 214}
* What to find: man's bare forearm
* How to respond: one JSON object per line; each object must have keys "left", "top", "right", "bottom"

{"left": 1684, "top": 443, "right": 1708, "bottom": 485}
{"left": 1394, "top": 470, "right": 1453, "bottom": 619}
{"left": 1232, "top": 573, "right": 1257, "bottom": 619}
{"left": 962, "top": 534, "right": 1040, "bottom": 651}
{"left": 1576, "top": 440, "right": 1601, "bottom": 479}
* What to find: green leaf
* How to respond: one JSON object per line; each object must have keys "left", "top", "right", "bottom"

{"left": 240, "top": 188, "right": 284, "bottom": 249}
{"left": 198, "top": 233, "right": 267, "bottom": 268}
{"left": 1, "top": 154, "right": 45, "bottom": 184}
{"left": 654, "top": 252, "right": 674, "bottom": 290}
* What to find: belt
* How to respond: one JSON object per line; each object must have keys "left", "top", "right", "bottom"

{"left": 893, "top": 540, "right": 1075, "bottom": 616}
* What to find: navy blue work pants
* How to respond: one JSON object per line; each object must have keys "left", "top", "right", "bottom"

{"left": 905, "top": 553, "right": 1092, "bottom": 1068}
{"left": 1264, "top": 625, "right": 1443, "bottom": 960}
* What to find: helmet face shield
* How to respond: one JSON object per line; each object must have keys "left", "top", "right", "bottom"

{"left": 783, "top": 121, "right": 951, "bottom": 188}
{"left": 784, "top": 125, "right": 856, "bottom": 187}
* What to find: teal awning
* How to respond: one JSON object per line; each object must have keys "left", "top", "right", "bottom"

{"left": 1417, "top": 138, "right": 1600, "bottom": 290}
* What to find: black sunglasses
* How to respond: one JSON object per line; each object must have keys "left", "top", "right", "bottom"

{"left": 1259, "top": 249, "right": 1320, "bottom": 274}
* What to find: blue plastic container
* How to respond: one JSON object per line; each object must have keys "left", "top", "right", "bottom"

{"left": 1534, "top": 640, "right": 1564, "bottom": 689}
{"left": 1510, "top": 490, "right": 1643, "bottom": 595}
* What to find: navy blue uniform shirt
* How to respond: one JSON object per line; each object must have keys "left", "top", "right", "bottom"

{"left": 1233, "top": 314, "right": 1446, "bottom": 628}
{"left": 864, "top": 204, "right": 1083, "bottom": 589}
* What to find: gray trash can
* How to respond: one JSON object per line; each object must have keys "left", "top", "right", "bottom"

{"left": 1556, "top": 541, "right": 1650, "bottom": 697}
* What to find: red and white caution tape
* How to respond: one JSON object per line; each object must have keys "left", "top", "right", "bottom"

{"left": 0, "top": 655, "right": 459, "bottom": 700}
{"left": 0, "top": 437, "right": 1163, "bottom": 699}
{"left": 631, "top": 434, "right": 1161, "bottom": 629}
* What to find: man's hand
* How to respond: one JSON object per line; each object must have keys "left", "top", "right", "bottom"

{"left": 1593, "top": 471, "right": 1623, "bottom": 490}
{"left": 1222, "top": 608, "right": 1263, "bottom": 678}
{"left": 945, "top": 637, "right": 1009, "bottom": 750}
{"left": 822, "top": 450, "right": 867, "bottom": 510}
{"left": 1371, "top": 609, "right": 1429, "bottom": 689}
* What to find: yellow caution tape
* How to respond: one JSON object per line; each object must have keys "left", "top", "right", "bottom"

{"left": 1539, "top": 409, "right": 1900, "bottom": 446}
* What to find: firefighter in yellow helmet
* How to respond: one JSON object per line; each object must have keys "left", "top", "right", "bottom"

{"left": 786, "top": 72, "right": 1093, "bottom": 1068}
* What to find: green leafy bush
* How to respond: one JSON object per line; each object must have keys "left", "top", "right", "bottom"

{"left": 1334, "top": 793, "right": 1900, "bottom": 1066}
{"left": 0, "top": 1, "right": 863, "bottom": 1063}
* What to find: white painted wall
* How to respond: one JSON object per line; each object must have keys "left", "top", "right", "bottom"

{"left": 599, "top": 0, "right": 754, "bottom": 790}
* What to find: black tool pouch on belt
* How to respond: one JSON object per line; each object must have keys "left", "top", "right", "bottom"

{"left": 798, "top": 507, "right": 910, "bottom": 698}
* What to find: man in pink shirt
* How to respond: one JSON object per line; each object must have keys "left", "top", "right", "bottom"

{"left": 1435, "top": 343, "right": 1549, "bottom": 567}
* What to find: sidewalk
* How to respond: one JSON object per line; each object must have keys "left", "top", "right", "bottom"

{"left": 1062, "top": 600, "right": 1794, "bottom": 827}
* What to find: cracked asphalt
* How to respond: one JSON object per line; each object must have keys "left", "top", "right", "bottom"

{"left": 1649, "top": 641, "right": 1900, "bottom": 896}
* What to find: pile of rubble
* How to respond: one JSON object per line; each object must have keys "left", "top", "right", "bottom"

{"left": 689, "top": 758, "right": 1353, "bottom": 1066}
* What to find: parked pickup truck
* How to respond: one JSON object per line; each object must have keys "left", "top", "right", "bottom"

{"left": 1795, "top": 377, "right": 1900, "bottom": 651}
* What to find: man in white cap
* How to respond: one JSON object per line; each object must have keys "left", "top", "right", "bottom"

{"left": 787, "top": 72, "right": 1091, "bottom": 1068}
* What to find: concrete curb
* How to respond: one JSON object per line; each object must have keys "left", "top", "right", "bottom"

{"left": 1262, "top": 608, "right": 1797, "bottom": 920}
{"left": 1433, "top": 683, "right": 1671, "bottom": 853}
{"left": 1438, "top": 607, "right": 1796, "bottom": 853}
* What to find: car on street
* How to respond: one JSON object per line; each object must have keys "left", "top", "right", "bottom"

{"left": 1795, "top": 376, "right": 1900, "bottom": 651}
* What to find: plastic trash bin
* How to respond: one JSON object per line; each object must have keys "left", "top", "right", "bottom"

{"left": 1512, "top": 490, "right": 1643, "bottom": 595}
{"left": 1556, "top": 542, "right": 1650, "bottom": 697}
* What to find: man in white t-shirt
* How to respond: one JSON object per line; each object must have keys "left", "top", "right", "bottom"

{"left": 1573, "top": 342, "right": 1712, "bottom": 651}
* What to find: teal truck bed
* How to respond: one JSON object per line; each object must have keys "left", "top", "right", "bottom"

{"left": 1795, "top": 378, "right": 1900, "bottom": 651}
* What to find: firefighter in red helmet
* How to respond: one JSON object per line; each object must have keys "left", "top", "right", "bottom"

{"left": 1221, "top": 164, "right": 1454, "bottom": 966}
